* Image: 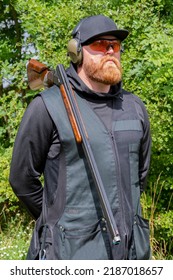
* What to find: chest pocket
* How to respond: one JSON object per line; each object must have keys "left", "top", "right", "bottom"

{"left": 113, "top": 119, "right": 143, "bottom": 145}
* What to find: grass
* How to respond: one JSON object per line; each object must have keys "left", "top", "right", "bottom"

{"left": 141, "top": 173, "right": 173, "bottom": 260}
{"left": 0, "top": 217, "right": 34, "bottom": 260}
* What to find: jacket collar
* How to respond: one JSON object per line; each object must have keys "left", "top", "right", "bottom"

{"left": 66, "top": 63, "right": 123, "bottom": 100}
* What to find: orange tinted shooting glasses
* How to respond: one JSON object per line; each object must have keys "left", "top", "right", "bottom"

{"left": 87, "top": 39, "right": 121, "bottom": 53}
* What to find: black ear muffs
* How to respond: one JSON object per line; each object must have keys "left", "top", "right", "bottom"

{"left": 67, "top": 37, "right": 83, "bottom": 65}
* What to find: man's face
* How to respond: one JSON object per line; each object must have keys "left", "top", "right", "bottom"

{"left": 81, "top": 36, "right": 122, "bottom": 85}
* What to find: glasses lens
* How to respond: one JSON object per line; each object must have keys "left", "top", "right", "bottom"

{"left": 89, "top": 40, "right": 120, "bottom": 53}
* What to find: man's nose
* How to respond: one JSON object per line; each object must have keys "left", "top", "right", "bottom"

{"left": 105, "top": 45, "right": 114, "bottom": 54}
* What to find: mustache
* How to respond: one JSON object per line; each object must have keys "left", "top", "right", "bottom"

{"left": 101, "top": 56, "right": 121, "bottom": 69}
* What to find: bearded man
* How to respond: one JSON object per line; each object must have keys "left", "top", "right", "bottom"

{"left": 9, "top": 15, "right": 151, "bottom": 260}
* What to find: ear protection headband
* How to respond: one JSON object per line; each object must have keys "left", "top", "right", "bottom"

{"left": 67, "top": 18, "right": 87, "bottom": 65}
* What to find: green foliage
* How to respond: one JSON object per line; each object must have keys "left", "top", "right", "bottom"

{"left": 0, "top": 0, "right": 23, "bottom": 62}
{"left": 0, "top": 148, "right": 20, "bottom": 227}
{"left": 0, "top": 0, "right": 172, "bottom": 259}
{"left": 0, "top": 90, "right": 25, "bottom": 147}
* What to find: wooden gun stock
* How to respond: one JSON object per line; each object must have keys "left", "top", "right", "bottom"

{"left": 27, "top": 59, "right": 54, "bottom": 90}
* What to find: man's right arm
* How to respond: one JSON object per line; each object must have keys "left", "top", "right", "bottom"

{"left": 9, "top": 96, "right": 55, "bottom": 220}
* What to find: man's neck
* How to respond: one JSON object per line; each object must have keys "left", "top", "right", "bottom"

{"left": 77, "top": 68, "right": 111, "bottom": 93}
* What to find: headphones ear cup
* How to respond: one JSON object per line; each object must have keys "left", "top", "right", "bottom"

{"left": 67, "top": 38, "right": 83, "bottom": 64}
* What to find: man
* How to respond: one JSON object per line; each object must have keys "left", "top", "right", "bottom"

{"left": 9, "top": 15, "right": 151, "bottom": 260}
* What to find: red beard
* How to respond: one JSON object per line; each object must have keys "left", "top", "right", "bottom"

{"left": 83, "top": 56, "right": 122, "bottom": 85}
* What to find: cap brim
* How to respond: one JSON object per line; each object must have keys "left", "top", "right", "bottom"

{"left": 82, "top": 29, "right": 129, "bottom": 44}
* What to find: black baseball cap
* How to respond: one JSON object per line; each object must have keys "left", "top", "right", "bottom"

{"left": 72, "top": 15, "right": 129, "bottom": 44}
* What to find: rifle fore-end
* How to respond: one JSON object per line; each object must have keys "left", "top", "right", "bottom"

{"left": 60, "top": 84, "right": 82, "bottom": 143}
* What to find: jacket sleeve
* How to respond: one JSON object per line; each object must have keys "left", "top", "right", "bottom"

{"left": 134, "top": 95, "right": 151, "bottom": 193}
{"left": 9, "top": 95, "right": 57, "bottom": 220}
{"left": 137, "top": 100, "right": 152, "bottom": 193}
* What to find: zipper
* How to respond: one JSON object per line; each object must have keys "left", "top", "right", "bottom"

{"left": 110, "top": 131, "right": 128, "bottom": 259}
{"left": 39, "top": 225, "right": 48, "bottom": 260}
{"left": 59, "top": 225, "right": 65, "bottom": 242}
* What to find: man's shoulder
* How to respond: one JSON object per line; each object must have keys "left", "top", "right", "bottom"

{"left": 40, "top": 85, "right": 60, "bottom": 97}
{"left": 122, "top": 89, "right": 146, "bottom": 107}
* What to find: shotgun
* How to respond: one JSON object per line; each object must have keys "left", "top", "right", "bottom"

{"left": 27, "top": 59, "right": 121, "bottom": 245}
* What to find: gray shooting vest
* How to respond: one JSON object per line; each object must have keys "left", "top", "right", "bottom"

{"left": 27, "top": 85, "right": 150, "bottom": 260}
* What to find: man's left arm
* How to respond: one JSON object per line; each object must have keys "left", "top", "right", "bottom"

{"left": 139, "top": 103, "right": 152, "bottom": 193}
